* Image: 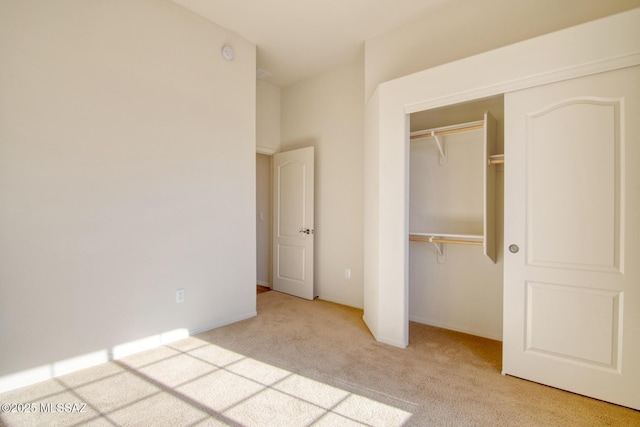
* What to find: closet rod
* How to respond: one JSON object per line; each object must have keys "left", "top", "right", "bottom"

{"left": 409, "top": 235, "right": 483, "bottom": 246}
{"left": 410, "top": 122, "right": 484, "bottom": 141}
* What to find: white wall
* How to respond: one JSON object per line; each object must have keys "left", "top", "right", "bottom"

{"left": 256, "top": 154, "right": 271, "bottom": 286}
{"left": 363, "top": 89, "right": 381, "bottom": 339}
{"left": 281, "top": 53, "right": 365, "bottom": 308}
{"left": 0, "top": 0, "right": 256, "bottom": 391}
{"left": 364, "top": 0, "right": 640, "bottom": 99}
{"left": 257, "top": 80, "right": 281, "bottom": 154}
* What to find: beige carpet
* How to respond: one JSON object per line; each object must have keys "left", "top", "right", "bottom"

{"left": 1, "top": 291, "right": 638, "bottom": 426}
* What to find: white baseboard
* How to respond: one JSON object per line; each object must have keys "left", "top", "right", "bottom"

{"left": 0, "top": 353, "right": 108, "bottom": 394}
{"left": 362, "top": 315, "right": 408, "bottom": 349}
{"left": 0, "top": 311, "right": 258, "bottom": 394}
{"left": 409, "top": 315, "right": 502, "bottom": 342}
{"left": 190, "top": 311, "right": 257, "bottom": 336}
{"left": 257, "top": 280, "right": 271, "bottom": 287}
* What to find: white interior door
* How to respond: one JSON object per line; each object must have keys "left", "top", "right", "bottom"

{"left": 272, "top": 147, "right": 315, "bottom": 300}
{"left": 503, "top": 66, "right": 640, "bottom": 410}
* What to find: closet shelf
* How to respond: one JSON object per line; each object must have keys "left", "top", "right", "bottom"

{"left": 410, "top": 120, "right": 485, "bottom": 165}
{"left": 409, "top": 232, "right": 484, "bottom": 246}
{"left": 410, "top": 120, "right": 484, "bottom": 141}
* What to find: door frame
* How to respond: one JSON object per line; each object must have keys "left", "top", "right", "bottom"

{"left": 256, "top": 145, "right": 277, "bottom": 289}
{"left": 256, "top": 151, "right": 273, "bottom": 289}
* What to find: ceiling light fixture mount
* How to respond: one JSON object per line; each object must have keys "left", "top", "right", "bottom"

{"left": 221, "top": 45, "right": 235, "bottom": 61}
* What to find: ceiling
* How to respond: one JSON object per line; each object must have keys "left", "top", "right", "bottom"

{"left": 171, "top": 0, "right": 640, "bottom": 88}
{"left": 171, "top": 0, "right": 448, "bottom": 87}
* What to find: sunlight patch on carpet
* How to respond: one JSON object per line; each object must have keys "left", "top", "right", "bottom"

{"left": 0, "top": 336, "right": 412, "bottom": 426}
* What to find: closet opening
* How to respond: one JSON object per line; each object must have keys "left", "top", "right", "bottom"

{"left": 408, "top": 94, "right": 505, "bottom": 341}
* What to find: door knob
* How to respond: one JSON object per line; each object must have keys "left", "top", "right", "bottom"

{"left": 299, "top": 228, "right": 313, "bottom": 235}
{"left": 508, "top": 244, "right": 519, "bottom": 254}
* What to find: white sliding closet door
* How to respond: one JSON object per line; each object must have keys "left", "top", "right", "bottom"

{"left": 503, "top": 66, "right": 640, "bottom": 410}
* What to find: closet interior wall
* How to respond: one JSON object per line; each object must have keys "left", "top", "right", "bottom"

{"left": 409, "top": 95, "right": 505, "bottom": 341}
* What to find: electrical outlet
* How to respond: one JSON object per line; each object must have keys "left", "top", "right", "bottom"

{"left": 176, "top": 288, "right": 185, "bottom": 304}
{"left": 345, "top": 268, "right": 351, "bottom": 279}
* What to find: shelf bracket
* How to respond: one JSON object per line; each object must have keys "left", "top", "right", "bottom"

{"left": 429, "top": 236, "right": 446, "bottom": 264}
{"left": 431, "top": 131, "right": 447, "bottom": 166}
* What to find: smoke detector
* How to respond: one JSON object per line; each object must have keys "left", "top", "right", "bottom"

{"left": 221, "top": 45, "right": 234, "bottom": 61}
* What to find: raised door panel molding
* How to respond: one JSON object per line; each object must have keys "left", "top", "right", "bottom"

{"left": 277, "top": 161, "right": 307, "bottom": 237}
{"left": 525, "top": 281, "right": 622, "bottom": 372}
{"left": 526, "top": 97, "right": 622, "bottom": 273}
